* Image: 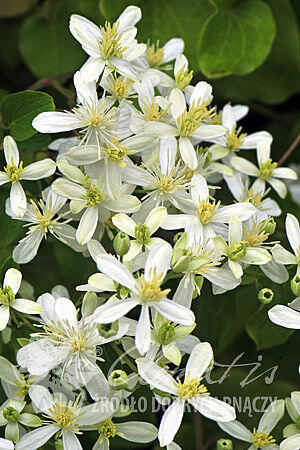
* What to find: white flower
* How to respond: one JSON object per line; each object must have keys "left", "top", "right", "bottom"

{"left": 33, "top": 72, "right": 118, "bottom": 148}
{"left": 218, "top": 399, "right": 285, "bottom": 449}
{"left": 8, "top": 188, "right": 83, "bottom": 264}
{"left": 137, "top": 342, "right": 236, "bottom": 446}
{"left": 213, "top": 216, "right": 271, "bottom": 279}
{"left": 143, "top": 38, "right": 184, "bottom": 71}
{"left": 268, "top": 298, "right": 300, "bottom": 330}
{"left": 0, "top": 437, "right": 14, "bottom": 449}
{"left": 93, "top": 243, "right": 195, "bottom": 355}
{"left": 162, "top": 174, "right": 256, "bottom": 245}
{"left": 52, "top": 161, "right": 140, "bottom": 244}
{"left": 112, "top": 206, "right": 167, "bottom": 261}
{"left": 144, "top": 82, "right": 226, "bottom": 169}
{"left": 0, "top": 136, "right": 56, "bottom": 217}
{"left": 15, "top": 385, "right": 108, "bottom": 450}
{"left": 156, "top": 53, "right": 194, "bottom": 95}
{"left": 0, "top": 269, "right": 42, "bottom": 331}
{"left": 17, "top": 294, "right": 128, "bottom": 400}
{"left": 69, "top": 6, "right": 146, "bottom": 82}
{"left": 0, "top": 356, "right": 42, "bottom": 400}
{"left": 231, "top": 138, "right": 297, "bottom": 198}
{"left": 272, "top": 214, "right": 300, "bottom": 275}
{"left": 225, "top": 172, "right": 281, "bottom": 220}
{"left": 280, "top": 434, "right": 300, "bottom": 450}
{"left": 207, "top": 102, "right": 272, "bottom": 156}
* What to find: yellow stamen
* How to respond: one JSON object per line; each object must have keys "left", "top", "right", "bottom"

{"left": 259, "top": 159, "right": 277, "bottom": 180}
{"left": 4, "top": 160, "right": 25, "bottom": 182}
{"left": 146, "top": 42, "right": 164, "bottom": 67}
{"left": 177, "top": 101, "right": 215, "bottom": 136}
{"left": 177, "top": 376, "right": 209, "bottom": 400}
{"left": 226, "top": 125, "right": 247, "bottom": 151}
{"left": 196, "top": 198, "right": 220, "bottom": 224}
{"left": 251, "top": 428, "right": 276, "bottom": 448}
{"left": 136, "top": 268, "right": 170, "bottom": 303}
{"left": 99, "top": 22, "right": 127, "bottom": 59}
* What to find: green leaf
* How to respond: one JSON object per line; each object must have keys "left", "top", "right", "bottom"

{"left": 198, "top": 0, "right": 276, "bottom": 78}
{"left": 100, "top": 0, "right": 216, "bottom": 70}
{"left": 19, "top": 6, "right": 87, "bottom": 79}
{"left": 213, "top": 0, "right": 300, "bottom": 103}
{"left": 246, "top": 281, "right": 294, "bottom": 350}
{"left": 0, "top": 91, "right": 55, "bottom": 141}
{"left": 0, "top": 0, "right": 36, "bottom": 18}
{"left": 0, "top": 189, "right": 24, "bottom": 249}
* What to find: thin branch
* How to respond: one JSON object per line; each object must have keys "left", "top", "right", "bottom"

{"left": 278, "top": 133, "right": 300, "bottom": 167}
{"left": 27, "top": 71, "right": 75, "bottom": 91}
{"left": 194, "top": 412, "right": 203, "bottom": 450}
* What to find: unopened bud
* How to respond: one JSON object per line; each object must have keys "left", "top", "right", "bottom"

{"left": 113, "top": 232, "right": 130, "bottom": 256}
{"left": 98, "top": 321, "right": 119, "bottom": 338}
{"left": 217, "top": 439, "right": 233, "bottom": 450}
{"left": 172, "top": 250, "right": 191, "bottom": 273}
{"left": 291, "top": 275, "right": 300, "bottom": 297}
{"left": 258, "top": 288, "right": 274, "bottom": 304}
{"left": 157, "top": 323, "right": 175, "bottom": 345}
{"left": 262, "top": 217, "right": 276, "bottom": 235}
{"left": 108, "top": 370, "right": 129, "bottom": 390}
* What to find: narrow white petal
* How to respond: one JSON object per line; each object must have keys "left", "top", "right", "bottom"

{"left": 29, "top": 385, "right": 54, "bottom": 414}
{"left": 62, "top": 431, "right": 82, "bottom": 450}
{"left": 153, "top": 298, "right": 195, "bottom": 326}
{"left": 286, "top": 214, "right": 300, "bottom": 255}
{"left": 280, "top": 434, "right": 300, "bottom": 450}
{"left": 3, "top": 268, "right": 22, "bottom": 294}
{"left": 32, "top": 112, "right": 83, "bottom": 133}
{"left": 76, "top": 206, "right": 98, "bottom": 245}
{"left": 80, "top": 57, "right": 105, "bottom": 82}
{"left": 93, "top": 298, "right": 139, "bottom": 324}
{"left": 191, "top": 396, "right": 236, "bottom": 422}
{"left": 96, "top": 254, "right": 136, "bottom": 290}
{"left": 158, "top": 399, "right": 185, "bottom": 447}
{"left": 0, "top": 305, "right": 10, "bottom": 331}
{"left": 256, "top": 137, "right": 272, "bottom": 164}
{"left": 3, "top": 135, "right": 19, "bottom": 165}
{"left": 240, "top": 131, "right": 272, "bottom": 149}
{"left": 115, "top": 421, "right": 157, "bottom": 443}
{"left": 135, "top": 305, "right": 151, "bottom": 355}
{"left": 222, "top": 104, "right": 236, "bottom": 133}
{"left": 145, "top": 243, "right": 172, "bottom": 281}
{"left": 229, "top": 216, "right": 242, "bottom": 246}
{"left": 190, "top": 81, "right": 212, "bottom": 107}
{"left": 214, "top": 203, "right": 255, "bottom": 223}
{"left": 170, "top": 88, "right": 186, "bottom": 119}
{"left": 185, "top": 342, "right": 213, "bottom": 379}
{"left": 240, "top": 248, "right": 271, "bottom": 265}
{"left": 163, "top": 38, "right": 184, "bottom": 63}
{"left": 145, "top": 206, "right": 167, "bottom": 234}
{"left": 116, "top": 5, "right": 142, "bottom": 29}
{"left": 273, "top": 167, "right": 297, "bottom": 180}
{"left": 179, "top": 136, "right": 198, "bottom": 169}
{"left": 231, "top": 156, "right": 259, "bottom": 176}
{"left": 69, "top": 14, "right": 101, "bottom": 56}
{"left": 22, "top": 158, "right": 56, "bottom": 180}
{"left": 191, "top": 174, "right": 209, "bottom": 204}
{"left": 10, "top": 181, "right": 26, "bottom": 217}
{"left": 258, "top": 399, "right": 285, "bottom": 433}
{"left": 15, "top": 424, "right": 59, "bottom": 450}
{"left": 268, "top": 305, "right": 300, "bottom": 329}
{"left": 228, "top": 259, "right": 243, "bottom": 279}
{"left": 272, "top": 244, "right": 296, "bottom": 265}
{"left": 268, "top": 177, "right": 287, "bottom": 198}
{"left": 136, "top": 357, "right": 178, "bottom": 395}
{"left": 12, "top": 298, "right": 42, "bottom": 314}
{"left": 159, "top": 136, "right": 177, "bottom": 175}
{"left": 217, "top": 420, "right": 252, "bottom": 442}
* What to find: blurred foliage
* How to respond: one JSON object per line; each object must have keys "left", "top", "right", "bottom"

{"left": 0, "top": 0, "right": 299, "bottom": 449}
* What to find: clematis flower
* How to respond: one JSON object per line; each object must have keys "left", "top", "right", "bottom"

{"left": 0, "top": 136, "right": 56, "bottom": 217}
{"left": 162, "top": 174, "right": 256, "bottom": 245}
{"left": 52, "top": 161, "right": 140, "bottom": 244}
{"left": 218, "top": 399, "right": 285, "bottom": 449}
{"left": 231, "top": 138, "right": 297, "bottom": 198}
{"left": 0, "top": 269, "right": 41, "bottom": 331}
{"left": 112, "top": 206, "right": 167, "bottom": 261}
{"left": 69, "top": 6, "right": 146, "bottom": 82}
{"left": 93, "top": 243, "right": 195, "bottom": 355}
{"left": 213, "top": 216, "right": 271, "bottom": 279}
{"left": 17, "top": 294, "right": 128, "bottom": 401}
{"left": 283, "top": 391, "right": 300, "bottom": 439}
{"left": 7, "top": 188, "right": 83, "bottom": 264}
{"left": 137, "top": 342, "right": 236, "bottom": 446}
{"left": 144, "top": 82, "right": 226, "bottom": 169}
{"left": 33, "top": 72, "right": 118, "bottom": 149}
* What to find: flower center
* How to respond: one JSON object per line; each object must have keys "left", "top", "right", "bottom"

{"left": 135, "top": 223, "right": 151, "bottom": 244}
{"left": 84, "top": 186, "right": 105, "bottom": 206}
{"left": 196, "top": 198, "right": 220, "bottom": 224}
{"left": 136, "top": 269, "right": 170, "bottom": 303}
{"left": 175, "top": 67, "right": 193, "bottom": 90}
{"left": 99, "top": 22, "right": 127, "bottom": 59}
{"left": 259, "top": 159, "right": 277, "bottom": 180}
{"left": 244, "top": 222, "right": 270, "bottom": 247}
{"left": 104, "top": 138, "right": 133, "bottom": 166}
{"left": 157, "top": 323, "right": 175, "bottom": 345}
{"left": 14, "top": 375, "right": 33, "bottom": 398}
{"left": 228, "top": 241, "right": 248, "bottom": 260}
{"left": 246, "top": 189, "right": 264, "bottom": 208}
{"left": 251, "top": 428, "right": 276, "bottom": 448}
{"left": 46, "top": 395, "right": 83, "bottom": 433}
{"left": 144, "top": 100, "right": 168, "bottom": 122}
{"left": 0, "top": 286, "right": 15, "bottom": 305}
{"left": 110, "top": 76, "right": 134, "bottom": 98}
{"left": 177, "top": 101, "right": 215, "bottom": 136}
{"left": 98, "top": 418, "right": 116, "bottom": 443}
{"left": 177, "top": 376, "right": 209, "bottom": 400}
{"left": 2, "top": 406, "right": 20, "bottom": 423}
{"left": 226, "top": 125, "right": 247, "bottom": 151}
{"left": 146, "top": 42, "right": 164, "bottom": 67}
{"left": 4, "top": 161, "right": 25, "bottom": 182}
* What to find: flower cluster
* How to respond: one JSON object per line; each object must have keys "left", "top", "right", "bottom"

{"left": 0, "top": 5, "right": 299, "bottom": 450}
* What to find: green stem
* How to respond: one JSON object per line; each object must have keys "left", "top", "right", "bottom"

{"left": 111, "top": 342, "right": 137, "bottom": 373}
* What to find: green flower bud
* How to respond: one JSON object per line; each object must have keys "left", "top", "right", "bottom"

{"left": 119, "top": 286, "right": 130, "bottom": 298}
{"left": 113, "top": 232, "right": 130, "bottom": 256}
{"left": 258, "top": 288, "right": 274, "bottom": 304}
{"left": 291, "top": 275, "right": 300, "bottom": 297}
{"left": 173, "top": 231, "right": 183, "bottom": 244}
{"left": 228, "top": 241, "right": 247, "bottom": 260}
{"left": 108, "top": 370, "right": 129, "bottom": 390}
{"left": 134, "top": 223, "right": 151, "bottom": 244}
{"left": 0, "top": 286, "right": 15, "bottom": 306}
{"left": 262, "top": 217, "right": 276, "bottom": 235}
{"left": 157, "top": 323, "right": 175, "bottom": 345}
{"left": 217, "top": 439, "right": 233, "bottom": 450}
{"left": 172, "top": 249, "right": 191, "bottom": 273}
{"left": 2, "top": 406, "right": 20, "bottom": 423}
{"left": 98, "top": 321, "right": 119, "bottom": 338}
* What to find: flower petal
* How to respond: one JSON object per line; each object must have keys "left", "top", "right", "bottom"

{"left": 96, "top": 254, "right": 136, "bottom": 290}
{"left": 116, "top": 421, "right": 157, "bottom": 443}
{"left": 10, "top": 181, "right": 26, "bottom": 217}
{"left": 12, "top": 298, "right": 42, "bottom": 314}
{"left": 258, "top": 399, "right": 285, "bottom": 433}
{"left": 185, "top": 342, "right": 213, "bottom": 380}
{"left": 153, "top": 298, "right": 195, "bottom": 326}
{"left": 3, "top": 135, "right": 19, "bottom": 165}
{"left": 32, "top": 112, "right": 83, "bottom": 133}
{"left": 268, "top": 305, "right": 300, "bottom": 329}
{"left": 217, "top": 420, "right": 252, "bottom": 442}
{"left": 136, "top": 357, "right": 178, "bottom": 395}
{"left": 135, "top": 305, "right": 151, "bottom": 355}
{"left": 3, "top": 268, "right": 22, "bottom": 294}
{"left": 15, "top": 424, "right": 59, "bottom": 450}
{"left": 93, "top": 298, "right": 139, "bottom": 324}
{"left": 285, "top": 214, "right": 300, "bottom": 255}
{"left": 191, "top": 396, "right": 236, "bottom": 422}
{"left": 76, "top": 206, "right": 98, "bottom": 245}
{"left": 145, "top": 242, "right": 172, "bottom": 281}
{"left": 22, "top": 159, "right": 56, "bottom": 180}
{"left": 158, "top": 398, "right": 185, "bottom": 447}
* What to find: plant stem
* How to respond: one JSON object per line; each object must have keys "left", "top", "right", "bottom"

{"left": 278, "top": 133, "right": 300, "bottom": 167}
{"left": 194, "top": 412, "right": 203, "bottom": 450}
{"left": 27, "top": 71, "right": 75, "bottom": 91}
